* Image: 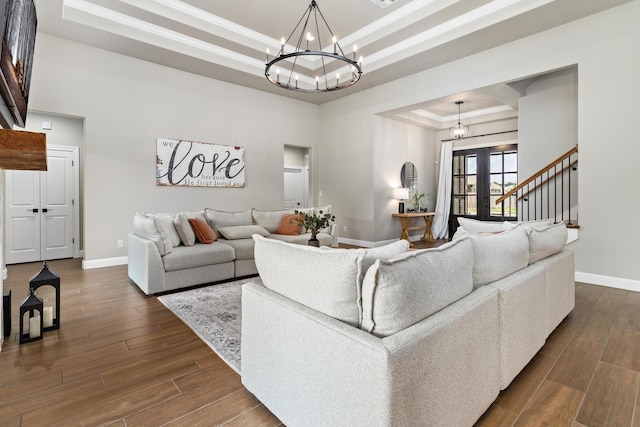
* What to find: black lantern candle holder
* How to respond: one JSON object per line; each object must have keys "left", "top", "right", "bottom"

{"left": 19, "top": 288, "right": 44, "bottom": 344}
{"left": 29, "top": 262, "right": 60, "bottom": 331}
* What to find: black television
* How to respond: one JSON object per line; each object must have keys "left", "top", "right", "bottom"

{"left": 0, "top": 0, "right": 36, "bottom": 129}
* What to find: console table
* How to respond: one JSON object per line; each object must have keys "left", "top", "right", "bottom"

{"left": 392, "top": 212, "right": 437, "bottom": 247}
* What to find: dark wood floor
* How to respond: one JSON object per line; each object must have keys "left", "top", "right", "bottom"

{"left": 1, "top": 253, "right": 639, "bottom": 426}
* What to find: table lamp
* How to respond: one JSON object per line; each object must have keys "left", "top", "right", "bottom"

{"left": 392, "top": 188, "right": 410, "bottom": 213}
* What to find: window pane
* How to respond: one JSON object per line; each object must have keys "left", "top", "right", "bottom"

{"left": 504, "top": 173, "right": 517, "bottom": 193}
{"left": 490, "top": 153, "right": 503, "bottom": 173}
{"left": 466, "top": 196, "right": 477, "bottom": 215}
{"left": 504, "top": 152, "right": 517, "bottom": 172}
{"left": 453, "top": 177, "right": 461, "bottom": 195}
{"left": 466, "top": 155, "right": 477, "bottom": 174}
{"left": 466, "top": 175, "right": 477, "bottom": 194}
{"left": 490, "top": 195, "right": 502, "bottom": 217}
{"left": 454, "top": 196, "right": 464, "bottom": 215}
{"left": 490, "top": 174, "right": 503, "bottom": 194}
{"left": 453, "top": 156, "right": 462, "bottom": 175}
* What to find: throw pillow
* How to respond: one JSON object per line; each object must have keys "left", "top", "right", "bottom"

{"left": 467, "top": 225, "right": 529, "bottom": 287}
{"left": 133, "top": 212, "right": 171, "bottom": 255}
{"left": 146, "top": 213, "right": 182, "bottom": 249}
{"left": 188, "top": 217, "right": 217, "bottom": 244}
{"left": 174, "top": 213, "right": 196, "bottom": 246}
{"left": 252, "top": 208, "right": 294, "bottom": 233}
{"left": 274, "top": 213, "right": 303, "bottom": 235}
{"left": 253, "top": 235, "right": 364, "bottom": 327}
{"left": 217, "top": 224, "right": 269, "bottom": 240}
{"left": 360, "top": 238, "right": 474, "bottom": 337}
{"left": 457, "top": 217, "right": 505, "bottom": 234}
{"left": 528, "top": 222, "right": 567, "bottom": 264}
{"left": 204, "top": 209, "right": 253, "bottom": 234}
{"left": 503, "top": 219, "right": 554, "bottom": 235}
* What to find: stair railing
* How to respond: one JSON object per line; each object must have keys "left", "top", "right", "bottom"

{"left": 496, "top": 145, "right": 578, "bottom": 225}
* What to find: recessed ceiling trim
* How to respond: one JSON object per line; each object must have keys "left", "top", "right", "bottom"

{"left": 363, "top": 0, "right": 555, "bottom": 72}
{"left": 412, "top": 104, "right": 513, "bottom": 122}
{"left": 63, "top": 0, "right": 265, "bottom": 76}
{"left": 340, "top": 0, "right": 460, "bottom": 49}
{"left": 62, "top": 0, "right": 556, "bottom": 86}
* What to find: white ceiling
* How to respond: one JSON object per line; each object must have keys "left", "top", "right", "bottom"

{"left": 34, "top": 0, "right": 632, "bottom": 130}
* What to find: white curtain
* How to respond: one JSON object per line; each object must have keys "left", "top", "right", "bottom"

{"left": 431, "top": 140, "right": 453, "bottom": 239}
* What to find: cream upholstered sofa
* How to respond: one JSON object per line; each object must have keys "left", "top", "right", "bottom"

{"left": 127, "top": 206, "right": 337, "bottom": 295}
{"left": 241, "top": 221, "right": 574, "bottom": 427}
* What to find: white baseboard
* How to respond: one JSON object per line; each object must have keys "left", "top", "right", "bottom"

{"left": 575, "top": 271, "right": 640, "bottom": 293}
{"left": 82, "top": 256, "right": 128, "bottom": 270}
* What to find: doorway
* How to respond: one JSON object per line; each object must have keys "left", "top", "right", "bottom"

{"left": 5, "top": 146, "right": 80, "bottom": 264}
{"left": 450, "top": 144, "right": 517, "bottom": 234}
{"left": 283, "top": 145, "right": 310, "bottom": 209}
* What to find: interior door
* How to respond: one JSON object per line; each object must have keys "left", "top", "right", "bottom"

{"left": 5, "top": 169, "right": 41, "bottom": 263}
{"left": 5, "top": 148, "right": 76, "bottom": 264}
{"left": 284, "top": 166, "right": 306, "bottom": 209}
{"left": 40, "top": 150, "right": 75, "bottom": 260}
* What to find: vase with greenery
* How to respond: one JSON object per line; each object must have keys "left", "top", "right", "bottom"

{"left": 410, "top": 192, "right": 425, "bottom": 212}
{"left": 293, "top": 210, "right": 335, "bottom": 246}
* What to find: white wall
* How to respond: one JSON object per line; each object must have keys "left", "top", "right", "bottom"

{"left": 518, "top": 67, "right": 578, "bottom": 179}
{"left": 27, "top": 34, "right": 320, "bottom": 264}
{"left": 374, "top": 116, "right": 435, "bottom": 245}
{"left": 318, "top": 1, "right": 640, "bottom": 284}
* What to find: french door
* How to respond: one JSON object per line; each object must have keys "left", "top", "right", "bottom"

{"left": 450, "top": 144, "right": 518, "bottom": 235}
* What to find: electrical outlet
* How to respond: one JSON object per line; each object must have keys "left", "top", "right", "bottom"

{"left": 117, "top": 240, "right": 124, "bottom": 248}
{"left": 343, "top": 226, "right": 347, "bottom": 232}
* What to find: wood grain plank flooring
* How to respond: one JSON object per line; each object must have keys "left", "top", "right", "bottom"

{"left": 2, "top": 256, "right": 640, "bottom": 426}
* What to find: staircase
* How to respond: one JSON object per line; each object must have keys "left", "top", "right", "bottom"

{"left": 496, "top": 145, "right": 579, "bottom": 242}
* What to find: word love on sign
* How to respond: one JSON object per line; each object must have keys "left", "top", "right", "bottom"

{"left": 156, "top": 137, "right": 245, "bottom": 187}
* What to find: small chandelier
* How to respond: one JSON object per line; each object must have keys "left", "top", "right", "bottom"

{"left": 450, "top": 100, "right": 469, "bottom": 139}
{"left": 265, "top": 1, "right": 363, "bottom": 93}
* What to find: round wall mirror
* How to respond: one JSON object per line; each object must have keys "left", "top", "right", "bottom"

{"left": 400, "top": 162, "right": 417, "bottom": 190}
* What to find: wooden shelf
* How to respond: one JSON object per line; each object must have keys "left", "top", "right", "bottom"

{"left": 0, "top": 129, "right": 47, "bottom": 171}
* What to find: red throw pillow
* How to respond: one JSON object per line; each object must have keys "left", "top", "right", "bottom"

{"left": 188, "top": 218, "right": 217, "bottom": 243}
{"left": 274, "top": 213, "right": 303, "bottom": 235}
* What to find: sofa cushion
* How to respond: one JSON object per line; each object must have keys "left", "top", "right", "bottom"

{"left": 161, "top": 242, "right": 235, "bottom": 272}
{"left": 219, "top": 238, "right": 255, "bottom": 260}
{"left": 503, "top": 219, "right": 554, "bottom": 235}
{"left": 355, "top": 240, "right": 410, "bottom": 275}
{"left": 174, "top": 213, "right": 196, "bottom": 246}
{"left": 252, "top": 208, "right": 294, "bottom": 233}
{"left": 133, "top": 213, "right": 172, "bottom": 255}
{"left": 204, "top": 209, "right": 252, "bottom": 234}
{"left": 361, "top": 238, "right": 474, "bottom": 337}
{"left": 218, "top": 224, "right": 269, "bottom": 240}
{"left": 468, "top": 225, "right": 529, "bottom": 287}
{"left": 274, "top": 214, "right": 303, "bottom": 235}
{"left": 528, "top": 222, "right": 568, "bottom": 264}
{"left": 189, "top": 218, "right": 217, "bottom": 244}
{"left": 253, "top": 235, "right": 364, "bottom": 327}
{"left": 457, "top": 217, "right": 505, "bottom": 234}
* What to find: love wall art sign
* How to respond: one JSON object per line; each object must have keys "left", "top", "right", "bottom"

{"left": 156, "top": 137, "right": 245, "bottom": 187}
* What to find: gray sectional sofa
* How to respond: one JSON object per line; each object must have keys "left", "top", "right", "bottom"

{"left": 127, "top": 206, "right": 337, "bottom": 295}
{"left": 242, "top": 221, "right": 574, "bottom": 427}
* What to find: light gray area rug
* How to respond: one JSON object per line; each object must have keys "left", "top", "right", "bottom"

{"left": 157, "top": 276, "right": 262, "bottom": 373}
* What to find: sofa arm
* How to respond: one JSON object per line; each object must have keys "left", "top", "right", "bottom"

{"left": 241, "top": 282, "right": 501, "bottom": 427}
{"left": 127, "top": 233, "right": 165, "bottom": 295}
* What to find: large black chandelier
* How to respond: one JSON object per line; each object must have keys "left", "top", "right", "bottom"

{"left": 265, "top": 1, "right": 363, "bottom": 93}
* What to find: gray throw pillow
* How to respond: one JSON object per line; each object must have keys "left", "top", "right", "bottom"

{"left": 218, "top": 225, "right": 269, "bottom": 240}
{"left": 174, "top": 213, "right": 196, "bottom": 246}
